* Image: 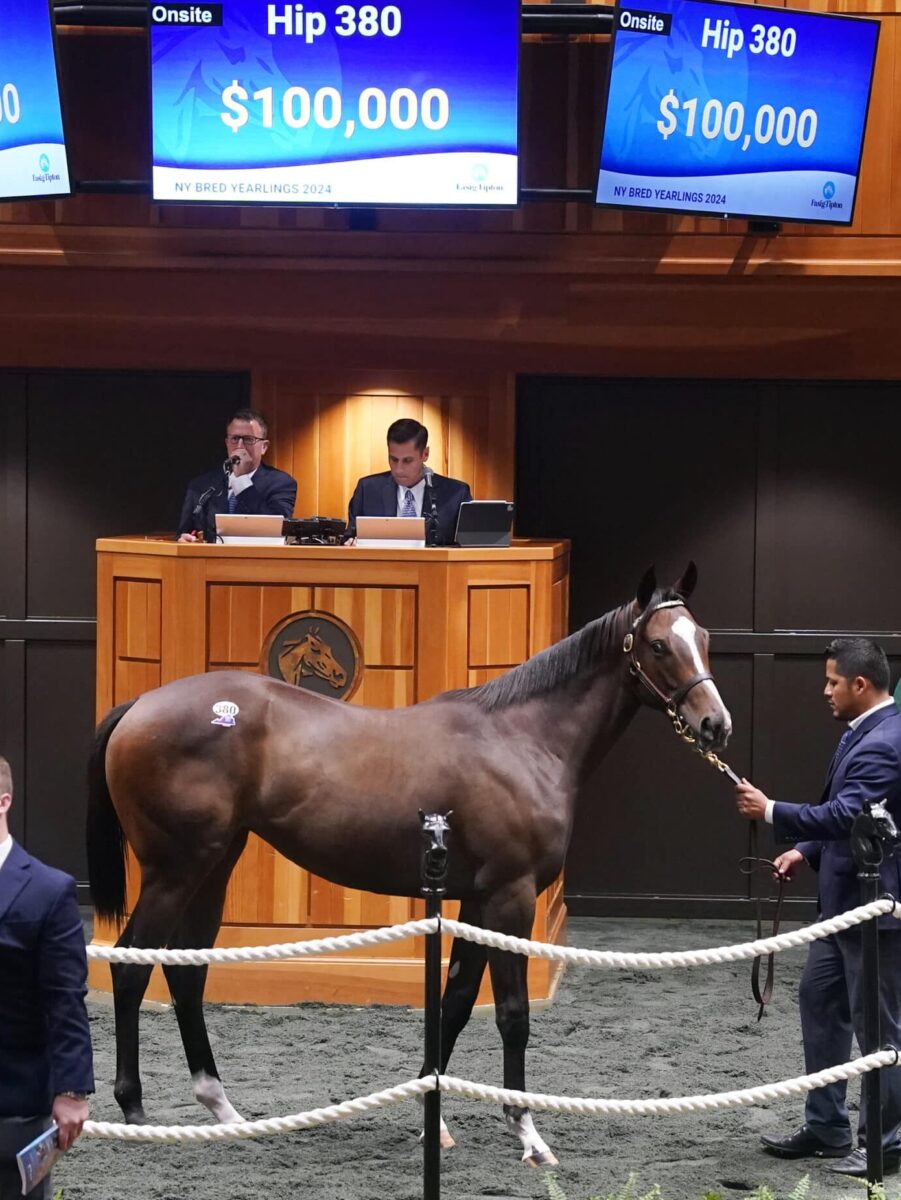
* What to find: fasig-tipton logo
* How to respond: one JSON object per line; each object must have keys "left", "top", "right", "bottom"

{"left": 616, "top": 8, "right": 672, "bottom": 34}
{"left": 32, "top": 153, "right": 60, "bottom": 185}
{"left": 811, "top": 180, "right": 844, "bottom": 212}
{"left": 150, "top": 3, "right": 223, "bottom": 25}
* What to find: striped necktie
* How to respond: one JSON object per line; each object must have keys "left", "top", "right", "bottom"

{"left": 228, "top": 491, "right": 238, "bottom": 514}
{"left": 401, "top": 488, "right": 416, "bottom": 517}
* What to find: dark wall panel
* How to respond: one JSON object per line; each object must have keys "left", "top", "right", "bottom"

{"left": 0, "top": 371, "right": 249, "bottom": 887}
{"left": 27, "top": 373, "right": 248, "bottom": 618}
{"left": 762, "top": 385, "right": 901, "bottom": 632}
{"left": 24, "top": 642, "right": 97, "bottom": 876}
{"left": 0, "top": 376, "right": 26, "bottom": 619}
{"left": 515, "top": 379, "right": 758, "bottom": 636}
{"left": 0, "top": 639, "right": 25, "bottom": 843}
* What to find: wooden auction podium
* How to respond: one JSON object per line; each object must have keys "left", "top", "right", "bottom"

{"left": 90, "top": 536, "right": 570, "bottom": 1007}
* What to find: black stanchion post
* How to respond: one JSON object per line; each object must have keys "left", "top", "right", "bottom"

{"left": 851, "top": 799, "right": 900, "bottom": 1188}
{"left": 419, "top": 811, "right": 451, "bottom": 1200}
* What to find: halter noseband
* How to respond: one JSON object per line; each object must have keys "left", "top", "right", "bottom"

{"left": 623, "top": 599, "right": 714, "bottom": 717}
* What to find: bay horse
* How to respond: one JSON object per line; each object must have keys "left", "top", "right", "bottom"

{"left": 86, "top": 563, "right": 731, "bottom": 1165}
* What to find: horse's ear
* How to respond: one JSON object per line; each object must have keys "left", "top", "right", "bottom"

{"left": 674, "top": 561, "right": 698, "bottom": 601}
{"left": 636, "top": 565, "right": 656, "bottom": 611}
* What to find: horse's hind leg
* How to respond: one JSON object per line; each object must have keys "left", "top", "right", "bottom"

{"left": 484, "top": 881, "right": 558, "bottom": 1168}
{"left": 162, "top": 831, "right": 248, "bottom": 1123}
{"left": 111, "top": 875, "right": 198, "bottom": 1122}
{"left": 419, "top": 900, "right": 488, "bottom": 1149}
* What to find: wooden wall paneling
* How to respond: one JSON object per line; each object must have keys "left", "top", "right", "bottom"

{"left": 468, "top": 587, "right": 530, "bottom": 668}
{"left": 312, "top": 586, "right": 415, "bottom": 666}
{"left": 857, "top": 15, "right": 894, "bottom": 234}
{"left": 253, "top": 373, "right": 514, "bottom": 525}
{"left": 206, "top": 583, "right": 310, "bottom": 668}
{"left": 113, "top": 579, "right": 162, "bottom": 701}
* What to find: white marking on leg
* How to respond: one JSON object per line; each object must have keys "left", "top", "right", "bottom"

{"left": 192, "top": 1070, "right": 244, "bottom": 1123}
{"left": 505, "top": 1109, "right": 557, "bottom": 1166}
{"left": 417, "top": 1094, "right": 456, "bottom": 1148}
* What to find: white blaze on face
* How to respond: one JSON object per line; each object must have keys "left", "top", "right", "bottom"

{"left": 672, "top": 614, "right": 706, "bottom": 674}
{"left": 671, "top": 614, "right": 732, "bottom": 734}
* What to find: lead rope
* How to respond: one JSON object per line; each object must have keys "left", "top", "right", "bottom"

{"left": 666, "top": 702, "right": 785, "bottom": 1018}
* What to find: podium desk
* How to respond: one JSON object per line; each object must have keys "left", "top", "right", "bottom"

{"left": 90, "top": 536, "right": 570, "bottom": 1006}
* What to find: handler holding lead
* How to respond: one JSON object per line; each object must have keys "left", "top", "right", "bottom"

{"left": 734, "top": 637, "right": 901, "bottom": 1179}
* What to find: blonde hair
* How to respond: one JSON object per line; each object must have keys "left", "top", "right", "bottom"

{"left": 0, "top": 755, "right": 12, "bottom": 798}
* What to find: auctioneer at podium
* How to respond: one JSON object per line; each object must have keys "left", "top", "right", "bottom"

{"left": 177, "top": 408, "right": 297, "bottom": 543}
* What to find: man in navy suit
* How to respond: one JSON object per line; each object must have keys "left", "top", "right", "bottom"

{"left": 735, "top": 638, "right": 901, "bottom": 1178}
{"left": 347, "top": 418, "right": 473, "bottom": 546}
{"left": 177, "top": 408, "right": 297, "bottom": 542}
{"left": 0, "top": 755, "right": 94, "bottom": 1199}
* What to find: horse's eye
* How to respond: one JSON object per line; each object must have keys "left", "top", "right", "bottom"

{"left": 651, "top": 640, "right": 666, "bottom": 655}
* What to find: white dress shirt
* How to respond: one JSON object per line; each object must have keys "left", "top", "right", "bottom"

{"left": 229, "top": 466, "right": 257, "bottom": 500}
{"left": 0, "top": 832, "right": 12, "bottom": 872}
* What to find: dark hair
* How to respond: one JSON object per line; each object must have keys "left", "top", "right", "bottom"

{"left": 228, "top": 408, "right": 269, "bottom": 438}
{"left": 825, "top": 637, "right": 890, "bottom": 692}
{"left": 387, "top": 418, "right": 427, "bottom": 452}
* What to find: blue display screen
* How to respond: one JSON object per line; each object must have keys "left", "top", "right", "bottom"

{"left": 596, "top": 0, "right": 879, "bottom": 224}
{"left": 150, "top": 0, "right": 519, "bottom": 205}
{"left": 0, "top": 0, "right": 69, "bottom": 200}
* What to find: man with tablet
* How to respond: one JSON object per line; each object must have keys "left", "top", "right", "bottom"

{"left": 347, "top": 418, "right": 472, "bottom": 546}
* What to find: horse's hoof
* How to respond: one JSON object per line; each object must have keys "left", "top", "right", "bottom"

{"left": 440, "top": 1130, "right": 456, "bottom": 1150}
{"left": 523, "top": 1150, "right": 559, "bottom": 1168}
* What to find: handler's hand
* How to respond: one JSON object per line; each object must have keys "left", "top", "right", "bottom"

{"left": 772, "top": 848, "right": 804, "bottom": 882}
{"left": 52, "top": 1094, "right": 89, "bottom": 1150}
{"left": 735, "top": 778, "right": 769, "bottom": 820}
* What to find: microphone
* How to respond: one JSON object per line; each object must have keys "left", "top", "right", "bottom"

{"left": 192, "top": 485, "right": 218, "bottom": 518}
{"left": 423, "top": 467, "right": 439, "bottom": 546}
{"left": 223, "top": 455, "right": 241, "bottom": 474}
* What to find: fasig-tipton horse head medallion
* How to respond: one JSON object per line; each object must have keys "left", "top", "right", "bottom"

{"left": 261, "top": 609, "right": 363, "bottom": 701}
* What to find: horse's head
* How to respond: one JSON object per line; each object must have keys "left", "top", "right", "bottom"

{"left": 626, "top": 562, "right": 732, "bottom": 753}
{"left": 292, "top": 629, "right": 347, "bottom": 689}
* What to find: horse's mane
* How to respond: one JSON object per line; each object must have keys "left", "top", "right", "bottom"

{"left": 440, "top": 587, "right": 686, "bottom": 713}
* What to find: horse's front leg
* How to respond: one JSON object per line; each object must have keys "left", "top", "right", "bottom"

{"left": 484, "top": 882, "right": 558, "bottom": 1168}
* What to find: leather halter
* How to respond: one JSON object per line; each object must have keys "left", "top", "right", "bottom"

{"left": 623, "top": 599, "right": 714, "bottom": 716}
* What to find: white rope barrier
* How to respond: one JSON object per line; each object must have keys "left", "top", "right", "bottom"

{"left": 86, "top": 898, "right": 901, "bottom": 968}
{"left": 81, "top": 1051, "right": 900, "bottom": 1142}
{"left": 83, "top": 1077, "right": 436, "bottom": 1142}
{"left": 441, "top": 1049, "right": 900, "bottom": 1117}
{"left": 86, "top": 919, "right": 438, "bottom": 965}
{"left": 443, "top": 898, "right": 901, "bottom": 968}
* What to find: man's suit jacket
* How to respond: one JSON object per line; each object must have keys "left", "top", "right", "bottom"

{"left": 177, "top": 463, "right": 297, "bottom": 537}
{"left": 774, "top": 704, "right": 901, "bottom": 925}
{"left": 347, "top": 471, "right": 473, "bottom": 546}
{"left": 0, "top": 843, "right": 94, "bottom": 1118}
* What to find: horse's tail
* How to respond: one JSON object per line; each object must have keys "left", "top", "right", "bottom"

{"left": 86, "top": 699, "right": 137, "bottom": 925}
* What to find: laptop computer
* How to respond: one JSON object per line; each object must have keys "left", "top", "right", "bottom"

{"left": 454, "top": 501, "right": 515, "bottom": 548}
{"left": 215, "top": 513, "right": 286, "bottom": 545}
{"left": 354, "top": 516, "right": 426, "bottom": 549}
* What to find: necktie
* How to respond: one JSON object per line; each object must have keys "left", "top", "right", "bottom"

{"left": 228, "top": 491, "right": 238, "bottom": 514}
{"left": 827, "top": 727, "right": 854, "bottom": 778}
{"left": 401, "top": 488, "right": 417, "bottom": 518}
